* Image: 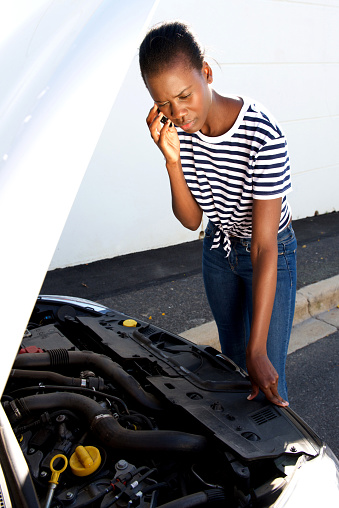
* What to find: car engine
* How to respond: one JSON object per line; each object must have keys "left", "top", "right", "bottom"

{"left": 2, "top": 297, "right": 322, "bottom": 507}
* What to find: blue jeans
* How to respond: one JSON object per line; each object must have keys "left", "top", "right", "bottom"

{"left": 202, "top": 221, "right": 297, "bottom": 400}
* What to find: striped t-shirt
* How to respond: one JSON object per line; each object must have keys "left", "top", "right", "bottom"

{"left": 177, "top": 97, "right": 292, "bottom": 256}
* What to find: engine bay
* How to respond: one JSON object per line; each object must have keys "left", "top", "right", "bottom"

{"left": 2, "top": 296, "right": 322, "bottom": 507}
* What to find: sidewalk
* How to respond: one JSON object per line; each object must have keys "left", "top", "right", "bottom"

{"left": 42, "top": 211, "right": 339, "bottom": 352}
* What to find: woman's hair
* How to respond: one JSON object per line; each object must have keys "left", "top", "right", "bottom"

{"left": 139, "top": 21, "right": 204, "bottom": 82}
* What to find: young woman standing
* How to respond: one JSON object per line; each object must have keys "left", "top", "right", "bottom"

{"left": 139, "top": 21, "right": 297, "bottom": 407}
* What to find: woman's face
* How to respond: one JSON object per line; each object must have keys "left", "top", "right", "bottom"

{"left": 144, "top": 56, "right": 213, "bottom": 134}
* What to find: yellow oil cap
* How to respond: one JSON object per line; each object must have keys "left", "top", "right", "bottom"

{"left": 70, "top": 446, "right": 101, "bottom": 477}
{"left": 123, "top": 319, "right": 138, "bottom": 327}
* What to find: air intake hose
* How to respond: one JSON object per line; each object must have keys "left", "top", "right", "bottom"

{"left": 5, "top": 392, "right": 207, "bottom": 454}
{"left": 13, "top": 350, "right": 162, "bottom": 411}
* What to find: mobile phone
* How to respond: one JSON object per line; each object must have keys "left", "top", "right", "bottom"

{"left": 157, "top": 108, "right": 168, "bottom": 125}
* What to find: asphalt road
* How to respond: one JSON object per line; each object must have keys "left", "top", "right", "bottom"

{"left": 286, "top": 331, "right": 339, "bottom": 458}
{"left": 42, "top": 211, "right": 339, "bottom": 334}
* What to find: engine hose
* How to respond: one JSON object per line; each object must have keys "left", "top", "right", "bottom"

{"left": 13, "top": 350, "right": 163, "bottom": 411}
{"left": 5, "top": 392, "right": 208, "bottom": 454}
{"left": 10, "top": 369, "right": 106, "bottom": 390}
{"left": 156, "top": 489, "right": 226, "bottom": 507}
{"left": 8, "top": 385, "right": 129, "bottom": 415}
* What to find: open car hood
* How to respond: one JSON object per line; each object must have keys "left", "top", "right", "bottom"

{"left": 0, "top": 0, "right": 158, "bottom": 395}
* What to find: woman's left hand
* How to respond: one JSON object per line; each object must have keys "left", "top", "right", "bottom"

{"left": 246, "top": 351, "right": 289, "bottom": 407}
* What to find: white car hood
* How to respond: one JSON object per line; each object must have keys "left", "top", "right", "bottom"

{"left": 0, "top": 0, "right": 158, "bottom": 395}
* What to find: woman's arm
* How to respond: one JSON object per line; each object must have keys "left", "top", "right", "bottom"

{"left": 147, "top": 105, "right": 202, "bottom": 230}
{"left": 246, "top": 197, "right": 289, "bottom": 407}
{"left": 166, "top": 160, "right": 203, "bottom": 230}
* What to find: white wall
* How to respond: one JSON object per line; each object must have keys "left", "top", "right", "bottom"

{"left": 50, "top": 0, "right": 339, "bottom": 269}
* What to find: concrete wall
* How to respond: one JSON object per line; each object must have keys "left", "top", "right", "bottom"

{"left": 50, "top": 0, "right": 339, "bottom": 269}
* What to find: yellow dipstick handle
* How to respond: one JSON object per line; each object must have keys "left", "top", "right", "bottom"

{"left": 49, "top": 454, "right": 68, "bottom": 485}
{"left": 44, "top": 455, "right": 68, "bottom": 508}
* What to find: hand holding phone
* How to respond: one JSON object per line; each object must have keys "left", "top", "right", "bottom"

{"left": 146, "top": 105, "right": 179, "bottom": 164}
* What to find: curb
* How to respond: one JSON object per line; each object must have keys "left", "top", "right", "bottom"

{"left": 180, "top": 274, "right": 339, "bottom": 353}
{"left": 293, "top": 274, "right": 339, "bottom": 324}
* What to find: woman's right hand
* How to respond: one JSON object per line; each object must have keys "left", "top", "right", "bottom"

{"left": 146, "top": 105, "right": 180, "bottom": 164}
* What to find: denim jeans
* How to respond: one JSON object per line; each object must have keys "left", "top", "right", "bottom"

{"left": 202, "top": 221, "right": 297, "bottom": 400}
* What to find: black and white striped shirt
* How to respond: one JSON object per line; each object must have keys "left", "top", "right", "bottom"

{"left": 178, "top": 97, "right": 292, "bottom": 256}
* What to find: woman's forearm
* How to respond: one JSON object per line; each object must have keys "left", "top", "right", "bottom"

{"left": 166, "top": 160, "right": 202, "bottom": 230}
{"left": 247, "top": 244, "right": 278, "bottom": 353}
{"left": 245, "top": 198, "right": 288, "bottom": 405}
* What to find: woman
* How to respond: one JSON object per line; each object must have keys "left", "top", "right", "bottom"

{"left": 139, "top": 21, "right": 297, "bottom": 407}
